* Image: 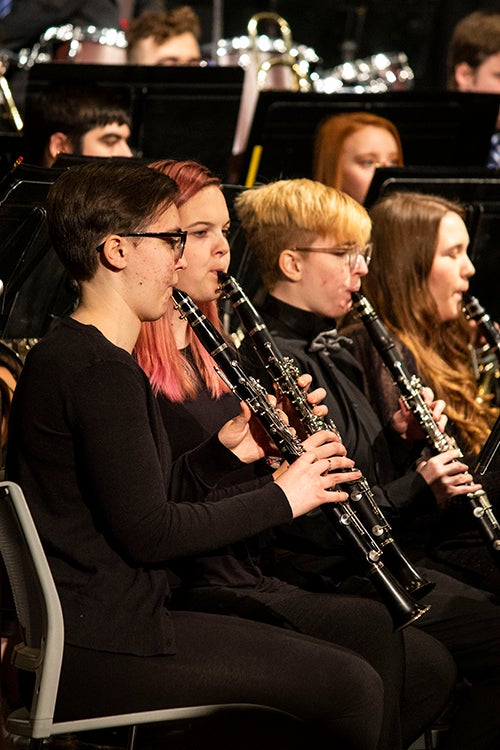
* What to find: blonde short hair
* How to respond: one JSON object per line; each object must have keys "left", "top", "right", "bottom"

{"left": 235, "top": 178, "right": 371, "bottom": 290}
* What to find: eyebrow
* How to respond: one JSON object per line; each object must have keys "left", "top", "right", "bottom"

{"left": 185, "top": 220, "right": 230, "bottom": 230}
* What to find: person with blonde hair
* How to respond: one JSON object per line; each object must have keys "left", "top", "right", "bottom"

{"left": 313, "top": 112, "right": 403, "bottom": 204}
{"left": 235, "top": 176, "right": 500, "bottom": 750}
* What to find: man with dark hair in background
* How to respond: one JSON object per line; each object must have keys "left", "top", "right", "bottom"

{"left": 446, "top": 8, "right": 500, "bottom": 167}
{"left": 21, "top": 83, "right": 133, "bottom": 166}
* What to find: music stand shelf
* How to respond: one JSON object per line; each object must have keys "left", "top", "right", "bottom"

{"left": 237, "top": 90, "right": 500, "bottom": 185}
{"left": 25, "top": 63, "right": 245, "bottom": 180}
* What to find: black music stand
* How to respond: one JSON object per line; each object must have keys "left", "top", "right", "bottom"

{"left": 236, "top": 90, "right": 500, "bottom": 185}
{"left": 0, "top": 161, "right": 77, "bottom": 339}
{"left": 362, "top": 165, "right": 500, "bottom": 325}
{"left": 475, "top": 414, "right": 500, "bottom": 477}
{"left": 0, "top": 156, "right": 166, "bottom": 339}
{"left": 0, "top": 202, "right": 77, "bottom": 340}
{"left": 364, "top": 165, "right": 500, "bottom": 208}
{"left": 25, "top": 63, "right": 245, "bottom": 180}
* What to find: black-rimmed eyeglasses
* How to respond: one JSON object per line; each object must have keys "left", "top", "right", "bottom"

{"left": 96, "top": 231, "right": 187, "bottom": 261}
{"left": 292, "top": 242, "right": 372, "bottom": 269}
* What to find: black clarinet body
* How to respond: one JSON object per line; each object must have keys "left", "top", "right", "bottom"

{"left": 352, "top": 291, "right": 500, "bottom": 556}
{"left": 462, "top": 293, "right": 500, "bottom": 402}
{"left": 218, "top": 272, "right": 434, "bottom": 599}
{"left": 463, "top": 293, "right": 500, "bottom": 356}
{"left": 172, "top": 287, "right": 430, "bottom": 630}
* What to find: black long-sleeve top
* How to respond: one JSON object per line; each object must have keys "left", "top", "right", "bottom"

{"left": 249, "top": 295, "right": 438, "bottom": 558}
{"left": 6, "top": 318, "right": 291, "bottom": 655}
{"left": 157, "top": 348, "right": 286, "bottom": 593}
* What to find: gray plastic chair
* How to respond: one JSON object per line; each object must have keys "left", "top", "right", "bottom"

{"left": 0, "top": 480, "right": 291, "bottom": 749}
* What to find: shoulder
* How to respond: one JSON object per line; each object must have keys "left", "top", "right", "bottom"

{"left": 21, "top": 318, "right": 146, "bottom": 395}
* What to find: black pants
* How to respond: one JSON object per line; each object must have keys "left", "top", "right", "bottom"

{"left": 179, "top": 585, "right": 456, "bottom": 750}
{"left": 333, "top": 565, "right": 500, "bottom": 750}
{"left": 54, "top": 610, "right": 388, "bottom": 750}
{"left": 411, "top": 568, "right": 500, "bottom": 750}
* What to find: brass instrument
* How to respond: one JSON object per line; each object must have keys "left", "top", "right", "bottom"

{"left": 247, "top": 13, "right": 313, "bottom": 92}
{"left": 352, "top": 291, "right": 500, "bottom": 558}
{"left": 173, "top": 286, "right": 430, "bottom": 630}
{"left": 462, "top": 293, "right": 500, "bottom": 404}
{"left": 225, "top": 12, "right": 316, "bottom": 174}
{"left": 0, "top": 55, "right": 23, "bottom": 132}
{"left": 218, "top": 272, "right": 434, "bottom": 600}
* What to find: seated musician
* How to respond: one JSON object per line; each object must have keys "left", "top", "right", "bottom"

{"left": 235, "top": 177, "right": 500, "bottom": 750}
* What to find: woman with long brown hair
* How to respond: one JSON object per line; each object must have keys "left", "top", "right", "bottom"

{"left": 345, "top": 189, "right": 500, "bottom": 597}
{"left": 135, "top": 160, "right": 457, "bottom": 750}
{"left": 350, "top": 190, "right": 497, "bottom": 457}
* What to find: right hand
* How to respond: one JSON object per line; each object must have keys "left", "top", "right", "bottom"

{"left": 416, "top": 449, "right": 483, "bottom": 508}
{"left": 274, "top": 430, "right": 362, "bottom": 518}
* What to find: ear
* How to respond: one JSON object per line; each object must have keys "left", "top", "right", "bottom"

{"left": 454, "top": 62, "right": 475, "bottom": 91}
{"left": 278, "top": 249, "right": 304, "bottom": 282}
{"left": 99, "top": 235, "right": 129, "bottom": 271}
{"left": 47, "top": 132, "right": 73, "bottom": 164}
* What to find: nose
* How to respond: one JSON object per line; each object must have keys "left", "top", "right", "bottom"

{"left": 119, "top": 141, "right": 134, "bottom": 157}
{"left": 462, "top": 254, "right": 475, "bottom": 278}
{"left": 214, "top": 232, "right": 230, "bottom": 257}
{"left": 353, "top": 254, "right": 369, "bottom": 277}
{"left": 176, "top": 255, "right": 188, "bottom": 271}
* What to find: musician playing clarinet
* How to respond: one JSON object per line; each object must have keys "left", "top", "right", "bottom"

{"left": 7, "top": 161, "right": 421, "bottom": 750}
{"left": 235, "top": 177, "right": 500, "bottom": 750}
{"left": 134, "top": 159, "right": 457, "bottom": 750}
{"left": 344, "top": 190, "right": 500, "bottom": 594}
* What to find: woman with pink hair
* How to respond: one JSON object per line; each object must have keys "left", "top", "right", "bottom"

{"left": 134, "top": 158, "right": 455, "bottom": 750}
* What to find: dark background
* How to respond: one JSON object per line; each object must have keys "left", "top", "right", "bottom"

{"left": 187, "top": 0, "right": 500, "bottom": 89}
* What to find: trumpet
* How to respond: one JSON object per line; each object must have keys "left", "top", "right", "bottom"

{"left": 352, "top": 291, "right": 500, "bottom": 558}
{"left": 218, "top": 272, "right": 434, "bottom": 600}
{"left": 173, "top": 286, "right": 431, "bottom": 630}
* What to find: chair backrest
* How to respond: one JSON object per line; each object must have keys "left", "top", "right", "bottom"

{"left": 0, "top": 481, "right": 64, "bottom": 737}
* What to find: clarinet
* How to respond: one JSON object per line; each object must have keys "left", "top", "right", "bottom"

{"left": 218, "top": 272, "right": 434, "bottom": 599}
{"left": 462, "top": 293, "right": 500, "bottom": 401}
{"left": 172, "top": 287, "right": 430, "bottom": 630}
{"left": 462, "top": 293, "right": 500, "bottom": 357}
{"left": 352, "top": 291, "right": 500, "bottom": 556}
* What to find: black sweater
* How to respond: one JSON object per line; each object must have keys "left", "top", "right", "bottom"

{"left": 6, "top": 318, "right": 291, "bottom": 655}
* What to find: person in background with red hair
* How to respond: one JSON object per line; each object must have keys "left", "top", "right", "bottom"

{"left": 313, "top": 111, "right": 403, "bottom": 205}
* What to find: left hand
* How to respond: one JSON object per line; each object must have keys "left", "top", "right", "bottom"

{"left": 276, "top": 373, "right": 329, "bottom": 440}
{"left": 296, "top": 373, "right": 329, "bottom": 418}
{"left": 391, "top": 386, "right": 448, "bottom": 441}
{"left": 218, "top": 398, "right": 293, "bottom": 464}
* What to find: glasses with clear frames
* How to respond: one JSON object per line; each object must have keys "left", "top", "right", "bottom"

{"left": 292, "top": 242, "right": 372, "bottom": 269}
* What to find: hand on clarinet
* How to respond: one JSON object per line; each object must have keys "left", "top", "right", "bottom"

{"left": 218, "top": 393, "right": 313, "bottom": 464}
{"left": 275, "top": 431, "right": 362, "bottom": 518}
{"left": 391, "top": 387, "right": 448, "bottom": 441}
{"left": 417, "top": 450, "right": 483, "bottom": 507}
